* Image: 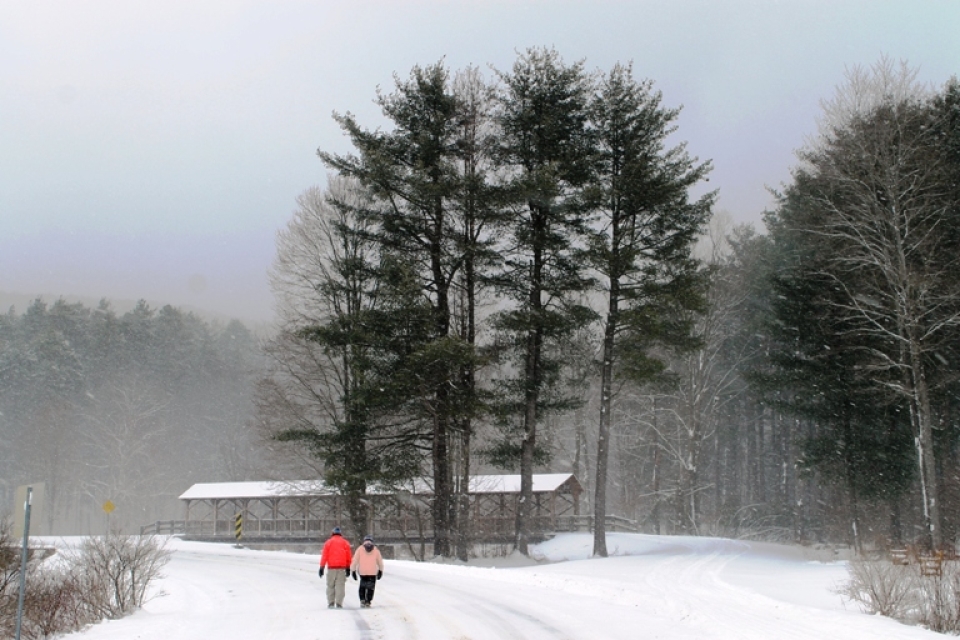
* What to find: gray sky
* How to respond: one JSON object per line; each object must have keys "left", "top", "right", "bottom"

{"left": 2, "top": 0, "right": 959, "bottom": 324}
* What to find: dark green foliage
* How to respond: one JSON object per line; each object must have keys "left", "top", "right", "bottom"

{"left": 764, "top": 230, "right": 915, "bottom": 504}
{"left": 486, "top": 48, "right": 599, "bottom": 553}
{"left": 483, "top": 440, "right": 551, "bottom": 470}
{"left": 759, "top": 78, "right": 960, "bottom": 546}
{"left": 289, "top": 53, "right": 960, "bottom": 552}
{"left": 271, "top": 236, "right": 442, "bottom": 531}
{"left": 307, "top": 51, "right": 715, "bottom": 554}
{"left": 584, "top": 62, "right": 713, "bottom": 554}
{"left": 616, "top": 260, "right": 709, "bottom": 382}
{"left": 317, "top": 62, "right": 491, "bottom": 555}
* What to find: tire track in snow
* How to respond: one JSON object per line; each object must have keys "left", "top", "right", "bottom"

{"left": 352, "top": 610, "right": 375, "bottom": 639}
{"left": 351, "top": 593, "right": 461, "bottom": 640}
{"left": 633, "top": 544, "right": 824, "bottom": 639}
{"left": 377, "top": 569, "right": 573, "bottom": 639}
{"left": 630, "top": 542, "right": 913, "bottom": 640}
{"left": 126, "top": 550, "right": 326, "bottom": 639}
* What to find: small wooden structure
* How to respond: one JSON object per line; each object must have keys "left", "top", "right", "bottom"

{"left": 920, "top": 552, "right": 944, "bottom": 577}
{"left": 885, "top": 546, "right": 960, "bottom": 578}
{"left": 176, "top": 474, "right": 586, "bottom": 543}
{"left": 889, "top": 547, "right": 911, "bottom": 566}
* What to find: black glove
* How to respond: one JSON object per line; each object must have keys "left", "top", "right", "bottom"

{"left": 345, "top": 568, "right": 350, "bottom": 578}
{"left": 351, "top": 571, "right": 358, "bottom": 580}
{"left": 319, "top": 567, "right": 324, "bottom": 578}
{"left": 377, "top": 570, "right": 382, "bottom": 580}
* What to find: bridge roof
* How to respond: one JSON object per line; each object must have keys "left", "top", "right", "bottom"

{"left": 179, "top": 473, "right": 580, "bottom": 501}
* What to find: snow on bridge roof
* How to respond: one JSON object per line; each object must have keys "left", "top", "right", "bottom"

{"left": 179, "top": 480, "right": 329, "bottom": 501}
{"left": 179, "top": 473, "right": 578, "bottom": 501}
{"left": 466, "top": 473, "right": 577, "bottom": 494}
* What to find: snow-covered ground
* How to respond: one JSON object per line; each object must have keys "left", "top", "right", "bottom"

{"left": 60, "top": 533, "right": 940, "bottom": 639}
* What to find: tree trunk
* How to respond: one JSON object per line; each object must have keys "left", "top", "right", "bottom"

{"left": 909, "top": 335, "right": 941, "bottom": 549}
{"left": 432, "top": 389, "right": 451, "bottom": 557}
{"left": 517, "top": 210, "right": 546, "bottom": 556}
{"left": 843, "top": 413, "right": 862, "bottom": 553}
{"left": 593, "top": 280, "right": 619, "bottom": 557}
{"left": 652, "top": 399, "right": 662, "bottom": 535}
{"left": 455, "top": 427, "right": 471, "bottom": 561}
{"left": 430, "top": 209, "right": 454, "bottom": 558}
{"left": 517, "top": 325, "right": 540, "bottom": 555}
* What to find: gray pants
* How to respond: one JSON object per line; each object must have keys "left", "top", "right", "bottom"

{"left": 326, "top": 568, "right": 347, "bottom": 606}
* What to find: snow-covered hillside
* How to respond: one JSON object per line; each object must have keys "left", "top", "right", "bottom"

{"left": 62, "top": 533, "right": 938, "bottom": 639}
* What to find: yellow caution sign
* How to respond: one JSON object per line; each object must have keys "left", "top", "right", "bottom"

{"left": 103, "top": 500, "right": 115, "bottom": 515}
{"left": 234, "top": 513, "right": 243, "bottom": 540}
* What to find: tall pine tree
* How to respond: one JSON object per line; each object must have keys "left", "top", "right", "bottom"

{"left": 491, "top": 48, "right": 596, "bottom": 555}
{"left": 320, "top": 63, "right": 484, "bottom": 556}
{"left": 586, "top": 63, "right": 712, "bottom": 555}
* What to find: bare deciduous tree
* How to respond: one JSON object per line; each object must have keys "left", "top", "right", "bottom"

{"left": 80, "top": 379, "right": 172, "bottom": 530}
{"left": 665, "top": 221, "right": 756, "bottom": 533}
{"left": 790, "top": 64, "right": 960, "bottom": 548}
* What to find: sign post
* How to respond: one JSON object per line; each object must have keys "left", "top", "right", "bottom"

{"left": 234, "top": 512, "right": 243, "bottom": 547}
{"left": 13, "top": 483, "right": 44, "bottom": 538}
{"left": 14, "top": 486, "right": 32, "bottom": 640}
{"left": 102, "top": 500, "right": 115, "bottom": 533}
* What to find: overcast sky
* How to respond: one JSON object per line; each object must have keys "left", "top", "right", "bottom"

{"left": 2, "top": 1, "right": 959, "bottom": 325}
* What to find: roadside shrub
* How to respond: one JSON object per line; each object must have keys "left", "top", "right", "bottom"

{"left": 0, "top": 517, "right": 21, "bottom": 635}
{"left": 19, "top": 566, "right": 85, "bottom": 640}
{"left": 842, "top": 557, "right": 917, "bottom": 618}
{"left": 0, "top": 523, "right": 170, "bottom": 638}
{"left": 842, "top": 555, "right": 960, "bottom": 633}
{"left": 915, "top": 567, "right": 960, "bottom": 633}
{"left": 69, "top": 531, "right": 171, "bottom": 620}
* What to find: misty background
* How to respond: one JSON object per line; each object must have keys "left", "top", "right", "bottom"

{"left": 3, "top": 1, "right": 959, "bottom": 324}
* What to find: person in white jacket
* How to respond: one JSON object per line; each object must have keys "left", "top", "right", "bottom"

{"left": 350, "top": 535, "right": 384, "bottom": 607}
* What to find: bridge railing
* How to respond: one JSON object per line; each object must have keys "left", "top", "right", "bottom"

{"left": 142, "top": 514, "right": 637, "bottom": 540}
{"left": 554, "top": 515, "right": 638, "bottom": 532}
{"left": 139, "top": 520, "right": 186, "bottom": 536}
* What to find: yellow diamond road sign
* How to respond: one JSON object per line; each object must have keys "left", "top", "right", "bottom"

{"left": 102, "top": 500, "right": 115, "bottom": 514}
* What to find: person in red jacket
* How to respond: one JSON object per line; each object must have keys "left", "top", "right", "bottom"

{"left": 319, "top": 527, "right": 352, "bottom": 608}
{"left": 350, "top": 535, "right": 384, "bottom": 607}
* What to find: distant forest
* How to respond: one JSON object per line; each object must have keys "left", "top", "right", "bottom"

{"left": 0, "top": 298, "right": 264, "bottom": 534}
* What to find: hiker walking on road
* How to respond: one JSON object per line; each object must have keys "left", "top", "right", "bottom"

{"left": 319, "top": 527, "right": 352, "bottom": 608}
{"left": 350, "top": 535, "right": 384, "bottom": 607}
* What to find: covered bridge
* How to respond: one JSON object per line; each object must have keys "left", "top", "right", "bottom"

{"left": 173, "top": 474, "right": 589, "bottom": 543}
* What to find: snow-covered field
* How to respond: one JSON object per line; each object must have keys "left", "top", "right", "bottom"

{"left": 60, "top": 533, "right": 939, "bottom": 639}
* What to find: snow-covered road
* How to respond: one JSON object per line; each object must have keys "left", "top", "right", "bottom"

{"left": 65, "top": 534, "right": 940, "bottom": 640}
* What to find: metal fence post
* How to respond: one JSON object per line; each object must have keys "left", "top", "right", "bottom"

{"left": 14, "top": 486, "right": 32, "bottom": 640}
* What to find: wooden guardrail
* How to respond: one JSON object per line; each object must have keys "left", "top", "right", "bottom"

{"left": 554, "top": 515, "right": 639, "bottom": 532}
{"left": 139, "top": 520, "right": 186, "bottom": 536}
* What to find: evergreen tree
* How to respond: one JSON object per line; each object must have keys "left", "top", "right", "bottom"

{"left": 490, "top": 48, "right": 597, "bottom": 554}
{"left": 0, "top": 297, "right": 262, "bottom": 533}
{"left": 448, "top": 66, "right": 503, "bottom": 560}
{"left": 586, "top": 63, "right": 712, "bottom": 555}
{"left": 762, "top": 203, "right": 914, "bottom": 548}
{"left": 263, "top": 178, "right": 392, "bottom": 535}
{"left": 764, "top": 65, "right": 960, "bottom": 547}
{"left": 319, "top": 63, "right": 493, "bottom": 556}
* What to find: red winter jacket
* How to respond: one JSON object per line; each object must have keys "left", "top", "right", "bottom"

{"left": 319, "top": 534, "right": 352, "bottom": 570}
